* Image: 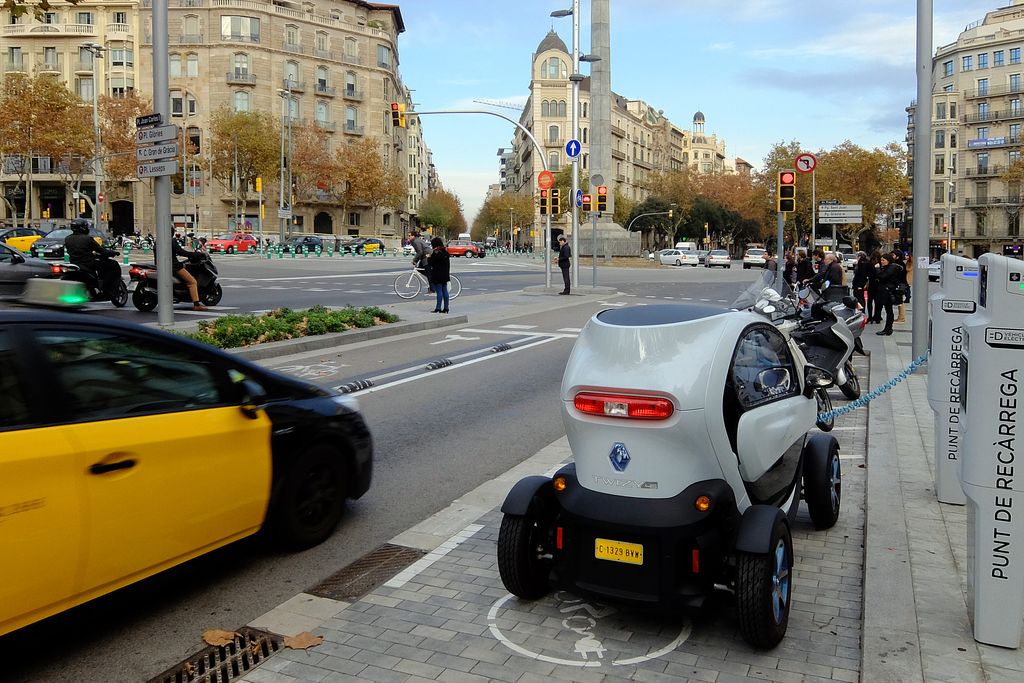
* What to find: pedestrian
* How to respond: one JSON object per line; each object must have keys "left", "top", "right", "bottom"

{"left": 852, "top": 251, "right": 871, "bottom": 311}
{"left": 795, "top": 250, "right": 814, "bottom": 283}
{"left": 874, "top": 253, "right": 903, "bottom": 335}
{"left": 866, "top": 251, "right": 882, "bottom": 322}
{"left": 557, "top": 234, "right": 572, "bottom": 295}
{"left": 428, "top": 237, "right": 450, "bottom": 313}
{"left": 896, "top": 253, "right": 913, "bottom": 323}
{"left": 783, "top": 251, "right": 797, "bottom": 286}
{"left": 764, "top": 250, "right": 778, "bottom": 272}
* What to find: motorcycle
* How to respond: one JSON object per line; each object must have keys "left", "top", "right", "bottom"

{"left": 59, "top": 258, "right": 129, "bottom": 307}
{"left": 496, "top": 289, "right": 842, "bottom": 649}
{"left": 127, "top": 252, "right": 222, "bottom": 311}
{"left": 796, "top": 282, "right": 867, "bottom": 403}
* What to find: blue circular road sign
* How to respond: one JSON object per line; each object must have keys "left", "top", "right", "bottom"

{"left": 565, "top": 139, "right": 581, "bottom": 158}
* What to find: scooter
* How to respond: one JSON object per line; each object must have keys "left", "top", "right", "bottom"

{"left": 127, "top": 252, "right": 222, "bottom": 311}
{"left": 59, "top": 258, "right": 129, "bottom": 307}
{"left": 496, "top": 294, "right": 842, "bottom": 650}
{"left": 796, "top": 283, "right": 867, "bottom": 403}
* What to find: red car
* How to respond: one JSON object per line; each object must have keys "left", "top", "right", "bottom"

{"left": 446, "top": 240, "right": 481, "bottom": 257}
{"left": 207, "top": 232, "right": 258, "bottom": 254}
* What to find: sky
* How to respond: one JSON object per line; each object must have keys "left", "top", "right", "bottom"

{"left": 396, "top": 0, "right": 1001, "bottom": 223}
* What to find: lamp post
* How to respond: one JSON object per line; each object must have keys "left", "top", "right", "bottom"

{"left": 82, "top": 42, "right": 105, "bottom": 228}
{"left": 277, "top": 86, "right": 293, "bottom": 241}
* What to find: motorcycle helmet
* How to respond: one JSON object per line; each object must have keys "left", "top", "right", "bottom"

{"left": 69, "top": 218, "right": 91, "bottom": 234}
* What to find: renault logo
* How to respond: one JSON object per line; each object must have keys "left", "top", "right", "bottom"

{"left": 609, "top": 442, "right": 631, "bottom": 472}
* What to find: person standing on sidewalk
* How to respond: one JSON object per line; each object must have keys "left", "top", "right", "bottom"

{"left": 428, "top": 237, "right": 451, "bottom": 313}
{"left": 852, "top": 251, "right": 871, "bottom": 311}
{"left": 557, "top": 235, "right": 572, "bottom": 295}
{"left": 874, "top": 252, "right": 902, "bottom": 335}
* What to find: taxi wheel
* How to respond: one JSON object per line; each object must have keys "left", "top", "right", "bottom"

{"left": 736, "top": 517, "right": 792, "bottom": 649}
{"left": 497, "top": 510, "right": 550, "bottom": 599}
{"left": 271, "top": 446, "right": 347, "bottom": 550}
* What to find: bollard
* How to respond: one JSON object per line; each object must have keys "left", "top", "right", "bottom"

{"left": 63, "top": 250, "right": 70, "bottom": 263}
{"left": 316, "top": 246, "right": 322, "bottom": 257}
{"left": 302, "top": 245, "right": 309, "bottom": 258}
{"left": 960, "top": 252, "right": 1024, "bottom": 648}
{"left": 277, "top": 246, "right": 283, "bottom": 259}
{"left": 327, "top": 245, "right": 333, "bottom": 257}
{"left": 927, "top": 254, "right": 979, "bottom": 505}
{"left": 122, "top": 245, "right": 131, "bottom": 265}
{"left": 290, "top": 246, "right": 296, "bottom": 258}
{"left": 393, "top": 248, "right": 398, "bottom": 257}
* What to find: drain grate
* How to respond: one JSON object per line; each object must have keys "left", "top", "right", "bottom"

{"left": 146, "top": 627, "right": 282, "bottom": 683}
{"left": 308, "top": 543, "right": 426, "bottom": 601}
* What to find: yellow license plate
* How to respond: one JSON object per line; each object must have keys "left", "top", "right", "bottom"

{"left": 594, "top": 538, "right": 643, "bottom": 565}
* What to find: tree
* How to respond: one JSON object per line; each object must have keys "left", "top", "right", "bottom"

{"left": 4, "top": 1, "right": 82, "bottom": 19}
{"left": 419, "top": 189, "right": 466, "bottom": 239}
{"left": 208, "top": 106, "right": 280, "bottom": 208}
{"left": 99, "top": 92, "right": 152, "bottom": 184}
{"left": 0, "top": 73, "right": 92, "bottom": 226}
{"left": 290, "top": 122, "right": 341, "bottom": 204}
{"left": 552, "top": 166, "right": 589, "bottom": 222}
{"left": 613, "top": 187, "right": 635, "bottom": 227}
{"left": 335, "top": 138, "right": 406, "bottom": 234}
{"left": 625, "top": 196, "right": 673, "bottom": 250}
{"left": 473, "top": 191, "right": 534, "bottom": 240}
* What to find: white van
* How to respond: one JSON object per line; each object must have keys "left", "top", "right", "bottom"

{"left": 675, "top": 241, "right": 697, "bottom": 252}
{"left": 458, "top": 232, "right": 472, "bottom": 241}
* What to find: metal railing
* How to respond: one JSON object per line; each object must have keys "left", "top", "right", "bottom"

{"left": 962, "top": 109, "right": 1024, "bottom": 123}
{"left": 343, "top": 123, "right": 364, "bottom": 135}
{"left": 315, "top": 83, "right": 337, "bottom": 96}
{"left": 963, "top": 82, "right": 1024, "bottom": 99}
{"left": 964, "top": 165, "right": 1007, "bottom": 177}
{"left": 282, "top": 78, "right": 306, "bottom": 92}
{"left": 283, "top": 41, "right": 303, "bottom": 54}
{"left": 963, "top": 195, "right": 1023, "bottom": 207}
{"left": 315, "top": 120, "right": 336, "bottom": 132}
{"left": 341, "top": 53, "right": 361, "bottom": 65}
{"left": 178, "top": 34, "right": 204, "bottom": 44}
{"left": 226, "top": 71, "right": 256, "bottom": 85}
{"left": 341, "top": 87, "right": 362, "bottom": 100}
{"left": 314, "top": 48, "right": 334, "bottom": 60}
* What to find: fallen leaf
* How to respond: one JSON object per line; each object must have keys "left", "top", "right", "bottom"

{"left": 284, "top": 631, "right": 324, "bottom": 650}
{"left": 202, "top": 629, "right": 238, "bottom": 647}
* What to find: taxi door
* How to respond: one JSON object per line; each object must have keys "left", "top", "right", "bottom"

{"left": 0, "top": 330, "right": 84, "bottom": 636}
{"left": 32, "top": 327, "right": 273, "bottom": 598}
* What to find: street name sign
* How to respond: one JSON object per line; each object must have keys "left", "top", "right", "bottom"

{"left": 136, "top": 143, "right": 179, "bottom": 161}
{"left": 137, "top": 160, "right": 178, "bottom": 178}
{"left": 819, "top": 215, "right": 862, "bottom": 224}
{"left": 818, "top": 204, "right": 862, "bottom": 213}
{"left": 277, "top": 208, "right": 293, "bottom": 219}
{"left": 136, "top": 113, "right": 163, "bottom": 128}
{"left": 819, "top": 199, "right": 839, "bottom": 205}
{"left": 136, "top": 124, "right": 179, "bottom": 145}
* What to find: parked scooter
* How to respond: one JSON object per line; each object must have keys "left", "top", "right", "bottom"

{"left": 796, "top": 282, "right": 867, "bottom": 401}
{"left": 127, "top": 251, "right": 222, "bottom": 311}
{"left": 59, "top": 258, "right": 129, "bottom": 307}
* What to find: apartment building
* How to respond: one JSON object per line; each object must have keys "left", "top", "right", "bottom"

{"left": 1, "top": 0, "right": 431, "bottom": 238}
{"left": 910, "top": 0, "right": 1024, "bottom": 258}
{"left": 503, "top": 30, "right": 741, "bottom": 237}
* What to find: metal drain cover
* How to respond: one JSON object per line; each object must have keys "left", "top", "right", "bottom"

{"left": 308, "top": 543, "right": 426, "bottom": 600}
{"left": 146, "top": 627, "right": 282, "bottom": 683}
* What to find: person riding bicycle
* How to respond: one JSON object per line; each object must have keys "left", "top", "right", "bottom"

{"left": 409, "top": 229, "right": 433, "bottom": 293}
{"left": 64, "top": 218, "right": 119, "bottom": 295}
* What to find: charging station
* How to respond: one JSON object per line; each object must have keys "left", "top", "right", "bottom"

{"left": 927, "top": 255, "right": 979, "bottom": 505}
{"left": 961, "top": 252, "right": 1024, "bottom": 648}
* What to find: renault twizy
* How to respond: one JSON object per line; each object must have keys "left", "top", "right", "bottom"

{"left": 496, "top": 302, "right": 842, "bottom": 648}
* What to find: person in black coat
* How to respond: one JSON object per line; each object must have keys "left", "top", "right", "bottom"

{"left": 874, "top": 253, "right": 903, "bottom": 335}
{"left": 866, "top": 251, "right": 882, "bottom": 322}
{"left": 428, "top": 237, "right": 451, "bottom": 313}
{"left": 795, "top": 251, "right": 815, "bottom": 283}
{"left": 852, "top": 251, "right": 872, "bottom": 311}
{"left": 557, "top": 235, "right": 572, "bottom": 295}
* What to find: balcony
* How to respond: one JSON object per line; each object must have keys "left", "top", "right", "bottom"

{"left": 611, "top": 148, "right": 626, "bottom": 160}
{"left": 314, "top": 48, "right": 334, "bottom": 60}
{"left": 634, "top": 157, "right": 653, "bottom": 170}
{"left": 341, "top": 87, "right": 363, "bottom": 101}
{"left": 341, "top": 53, "right": 361, "bottom": 66}
{"left": 74, "top": 59, "right": 95, "bottom": 72}
{"left": 226, "top": 71, "right": 256, "bottom": 85}
{"left": 177, "top": 34, "right": 204, "bottom": 44}
{"left": 281, "top": 79, "right": 306, "bottom": 93}
{"left": 544, "top": 138, "right": 564, "bottom": 148}
{"left": 3, "top": 23, "right": 97, "bottom": 38}
{"left": 962, "top": 109, "right": 1024, "bottom": 123}
{"left": 315, "top": 83, "right": 336, "bottom": 96}
{"left": 343, "top": 123, "right": 364, "bottom": 135}
{"left": 964, "top": 195, "right": 1022, "bottom": 207}
{"left": 964, "top": 165, "right": 1006, "bottom": 177}
{"left": 966, "top": 135, "right": 1020, "bottom": 149}
{"left": 315, "top": 120, "right": 336, "bottom": 132}
{"left": 37, "top": 57, "right": 62, "bottom": 73}
{"left": 963, "top": 82, "right": 1024, "bottom": 99}
{"left": 610, "top": 123, "right": 625, "bottom": 136}
{"left": 615, "top": 173, "right": 626, "bottom": 182}
{"left": 283, "top": 41, "right": 303, "bottom": 54}
{"left": 106, "top": 23, "right": 132, "bottom": 40}
{"left": 2, "top": 58, "right": 25, "bottom": 73}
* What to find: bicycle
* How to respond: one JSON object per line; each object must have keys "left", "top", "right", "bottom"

{"left": 393, "top": 267, "right": 462, "bottom": 300}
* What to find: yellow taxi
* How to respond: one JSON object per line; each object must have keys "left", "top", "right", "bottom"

{"left": 0, "top": 311, "right": 373, "bottom": 637}
{"left": 0, "top": 227, "right": 46, "bottom": 253}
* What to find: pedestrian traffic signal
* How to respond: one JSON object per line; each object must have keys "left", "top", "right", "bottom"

{"left": 596, "top": 185, "right": 608, "bottom": 212}
{"left": 390, "top": 103, "right": 406, "bottom": 128}
{"left": 79, "top": 198, "right": 86, "bottom": 214}
{"left": 550, "top": 188, "right": 561, "bottom": 215}
{"left": 540, "top": 189, "right": 549, "bottom": 215}
{"left": 255, "top": 176, "right": 262, "bottom": 193}
{"left": 777, "top": 171, "right": 796, "bottom": 213}
{"left": 582, "top": 193, "right": 592, "bottom": 212}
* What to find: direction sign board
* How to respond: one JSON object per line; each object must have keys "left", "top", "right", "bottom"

{"left": 575, "top": 188, "right": 583, "bottom": 207}
{"left": 277, "top": 208, "right": 292, "bottom": 219}
{"left": 819, "top": 199, "right": 840, "bottom": 205}
{"left": 136, "top": 142, "right": 179, "bottom": 161}
{"left": 819, "top": 216, "right": 862, "bottom": 224}
{"left": 565, "top": 139, "right": 581, "bottom": 158}
{"left": 136, "top": 124, "right": 179, "bottom": 145}
{"left": 137, "top": 160, "right": 178, "bottom": 178}
{"left": 817, "top": 204, "right": 862, "bottom": 212}
{"left": 136, "top": 113, "right": 163, "bottom": 128}
{"left": 794, "top": 152, "right": 817, "bottom": 174}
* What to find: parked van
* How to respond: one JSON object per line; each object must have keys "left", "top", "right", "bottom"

{"left": 458, "top": 232, "right": 472, "bottom": 241}
{"left": 674, "top": 241, "right": 697, "bottom": 251}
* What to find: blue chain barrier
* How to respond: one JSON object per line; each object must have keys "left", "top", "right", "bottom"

{"left": 817, "top": 353, "right": 928, "bottom": 422}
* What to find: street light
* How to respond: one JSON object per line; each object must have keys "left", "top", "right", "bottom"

{"left": 82, "top": 42, "right": 105, "bottom": 229}
{"left": 277, "top": 87, "right": 293, "bottom": 241}
{"left": 552, "top": 1, "right": 582, "bottom": 288}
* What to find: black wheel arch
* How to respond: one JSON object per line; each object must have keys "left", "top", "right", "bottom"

{"left": 735, "top": 504, "right": 788, "bottom": 555}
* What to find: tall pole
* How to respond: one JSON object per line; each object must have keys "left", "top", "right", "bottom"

{"left": 811, "top": 169, "right": 816, "bottom": 249}
{"left": 947, "top": 165, "right": 953, "bottom": 252}
{"left": 233, "top": 135, "right": 239, "bottom": 227}
{"left": 911, "top": 0, "right": 933, "bottom": 359}
{"left": 278, "top": 92, "right": 287, "bottom": 242}
{"left": 570, "top": 0, "right": 581, "bottom": 288}
{"left": 287, "top": 108, "right": 293, "bottom": 231}
{"left": 153, "top": 0, "right": 174, "bottom": 325}
{"left": 87, "top": 44, "right": 104, "bottom": 229}
{"left": 776, "top": 212, "right": 785, "bottom": 289}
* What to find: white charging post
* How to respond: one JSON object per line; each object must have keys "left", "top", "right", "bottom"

{"left": 961, "top": 252, "right": 1024, "bottom": 648}
{"left": 928, "top": 254, "right": 979, "bottom": 505}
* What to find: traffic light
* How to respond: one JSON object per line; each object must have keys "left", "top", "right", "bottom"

{"left": 596, "top": 185, "right": 608, "bottom": 212}
{"left": 79, "top": 198, "right": 86, "bottom": 214}
{"left": 390, "top": 102, "right": 406, "bottom": 128}
{"left": 550, "top": 188, "right": 561, "bottom": 215}
{"left": 255, "top": 176, "right": 262, "bottom": 193}
{"left": 777, "top": 171, "right": 796, "bottom": 213}
{"left": 668, "top": 208, "right": 673, "bottom": 219}
{"left": 539, "top": 189, "right": 549, "bottom": 215}
{"left": 581, "top": 193, "right": 592, "bottom": 212}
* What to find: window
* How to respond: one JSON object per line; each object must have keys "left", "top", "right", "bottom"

{"left": 284, "top": 60, "right": 299, "bottom": 85}
{"left": 548, "top": 124, "right": 559, "bottom": 143}
{"left": 944, "top": 60, "right": 953, "bottom": 77}
{"left": 979, "top": 53, "right": 988, "bottom": 69}
{"left": 345, "top": 37, "right": 357, "bottom": 57}
{"left": 77, "top": 11, "right": 93, "bottom": 25}
{"left": 79, "top": 46, "right": 95, "bottom": 68}
{"left": 383, "top": 77, "right": 389, "bottom": 99}
{"left": 349, "top": 212, "right": 360, "bottom": 226}
{"left": 187, "top": 126, "right": 201, "bottom": 153}
{"left": 1012, "top": 73, "right": 1022, "bottom": 92}
{"left": 188, "top": 95, "right": 197, "bottom": 116}
{"left": 316, "top": 100, "right": 329, "bottom": 123}
{"left": 582, "top": 127, "right": 587, "bottom": 143}
{"left": 171, "top": 91, "right": 183, "bottom": 116}
{"left": 221, "top": 16, "right": 260, "bottom": 42}
{"left": 186, "top": 53, "right": 198, "bottom": 77}
{"left": 183, "top": 14, "right": 199, "bottom": 37}
{"left": 233, "top": 53, "right": 249, "bottom": 75}
{"left": 42, "top": 12, "right": 57, "bottom": 24}
{"left": 344, "top": 70, "right": 355, "bottom": 94}
{"left": 978, "top": 78, "right": 989, "bottom": 96}
{"left": 935, "top": 154, "right": 945, "bottom": 174}
{"left": 951, "top": 131, "right": 958, "bottom": 148}
{"left": 996, "top": 50, "right": 1005, "bottom": 66}
{"left": 285, "top": 24, "right": 299, "bottom": 46}
{"left": 43, "top": 47, "right": 57, "bottom": 69}
{"left": 316, "top": 31, "right": 328, "bottom": 53}
{"left": 950, "top": 102, "right": 957, "bottom": 118}
{"left": 727, "top": 326, "right": 798, "bottom": 410}
{"left": 234, "top": 91, "right": 250, "bottom": 112}
{"left": 112, "top": 10, "right": 127, "bottom": 24}
{"left": 345, "top": 106, "right": 356, "bottom": 129}
{"left": 377, "top": 45, "right": 391, "bottom": 68}
{"left": 977, "top": 152, "right": 989, "bottom": 173}
{"left": 979, "top": 102, "right": 989, "bottom": 120}
{"left": 963, "top": 55, "right": 972, "bottom": 71}
{"left": 1013, "top": 48, "right": 1021, "bottom": 64}
{"left": 978, "top": 127, "right": 989, "bottom": 139}
{"left": 287, "top": 97, "right": 298, "bottom": 119}
{"left": 111, "top": 47, "right": 134, "bottom": 68}
{"left": 76, "top": 76, "right": 94, "bottom": 101}
{"left": 0, "top": 330, "right": 30, "bottom": 430}
{"left": 546, "top": 57, "right": 566, "bottom": 79}
{"left": 1011, "top": 149, "right": 1022, "bottom": 163}
{"left": 541, "top": 100, "right": 549, "bottom": 117}
{"left": 935, "top": 130, "right": 945, "bottom": 148}
{"left": 935, "top": 181, "right": 945, "bottom": 203}
{"left": 977, "top": 212, "right": 987, "bottom": 236}
{"left": 1010, "top": 213, "right": 1020, "bottom": 237}
{"left": 169, "top": 53, "right": 181, "bottom": 77}
{"left": 582, "top": 102, "right": 588, "bottom": 118}
{"left": 548, "top": 150, "right": 559, "bottom": 171}
{"left": 582, "top": 152, "right": 588, "bottom": 169}
{"left": 936, "top": 102, "right": 946, "bottom": 119}
{"left": 557, "top": 100, "right": 566, "bottom": 117}
{"left": 37, "top": 330, "right": 231, "bottom": 421}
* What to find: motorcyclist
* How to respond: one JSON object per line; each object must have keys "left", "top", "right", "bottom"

{"left": 64, "top": 219, "right": 119, "bottom": 295}
{"left": 155, "top": 238, "right": 209, "bottom": 311}
{"left": 803, "top": 252, "right": 847, "bottom": 303}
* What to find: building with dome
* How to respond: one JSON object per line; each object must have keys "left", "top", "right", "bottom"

{"left": 500, "top": 30, "right": 741, "bottom": 243}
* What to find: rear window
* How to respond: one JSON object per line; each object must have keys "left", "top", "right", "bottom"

{"left": 711, "top": 250, "right": 729, "bottom": 255}
{"left": 747, "top": 249, "right": 766, "bottom": 255}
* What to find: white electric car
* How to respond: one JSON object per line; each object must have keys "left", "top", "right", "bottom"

{"left": 497, "top": 301, "right": 842, "bottom": 649}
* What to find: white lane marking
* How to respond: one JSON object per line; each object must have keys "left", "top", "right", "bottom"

{"left": 430, "top": 334, "right": 481, "bottom": 345}
{"left": 303, "top": 288, "right": 331, "bottom": 292}
{"left": 500, "top": 324, "right": 536, "bottom": 330}
{"left": 458, "top": 328, "right": 578, "bottom": 339}
{"left": 263, "top": 286, "right": 291, "bottom": 290}
{"left": 644, "top": 295, "right": 656, "bottom": 299}
{"left": 557, "top": 328, "right": 582, "bottom": 333}
{"left": 346, "top": 336, "right": 562, "bottom": 396}
{"left": 596, "top": 301, "right": 626, "bottom": 307}
{"left": 384, "top": 524, "right": 484, "bottom": 589}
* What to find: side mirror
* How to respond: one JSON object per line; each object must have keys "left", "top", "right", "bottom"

{"left": 804, "top": 364, "right": 835, "bottom": 396}
{"left": 238, "top": 378, "right": 267, "bottom": 419}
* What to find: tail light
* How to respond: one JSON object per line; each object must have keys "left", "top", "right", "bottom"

{"left": 129, "top": 266, "right": 149, "bottom": 278}
{"left": 573, "top": 392, "right": 674, "bottom": 420}
{"left": 50, "top": 264, "right": 63, "bottom": 275}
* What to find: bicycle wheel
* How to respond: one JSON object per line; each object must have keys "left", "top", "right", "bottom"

{"left": 448, "top": 275, "right": 462, "bottom": 299}
{"left": 394, "top": 271, "right": 422, "bottom": 299}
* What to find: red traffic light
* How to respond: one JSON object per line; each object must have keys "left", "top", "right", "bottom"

{"left": 391, "top": 102, "right": 399, "bottom": 111}
{"left": 540, "top": 189, "right": 548, "bottom": 197}
{"left": 597, "top": 185, "right": 608, "bottom": 195}
{"left": 779, "top": 171, "right": 795, "bottom": 185}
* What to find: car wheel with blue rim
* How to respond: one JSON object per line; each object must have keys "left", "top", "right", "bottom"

{"left": 736, "top": 516, "right": 793, "bottom": 649}
{"left": 803, "top": 439, "right": 842, "bottom": 530}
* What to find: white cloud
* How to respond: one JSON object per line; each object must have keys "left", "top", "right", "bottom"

{"left": 708, "top": 42, "right": 735, "bottom": 52}
{"left": 437, "top": 169, "right": 502, "bottom": 224}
